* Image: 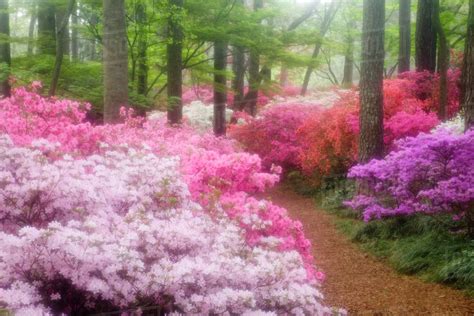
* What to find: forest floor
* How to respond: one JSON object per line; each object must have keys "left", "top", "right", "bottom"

{"left": 259, "top": 185, "right": 474, "bottom": 315}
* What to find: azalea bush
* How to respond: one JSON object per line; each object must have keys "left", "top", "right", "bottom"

{"left": 230, "top": 103, "right": 322, "bottom": 169}
{"left": 0, "top": 85, "right": 338, "bottom": 314}
{"left": 232, "top": 73, "right": 453, "bottom": 185}
{"left": 345, "top": 129, "right": 474, "bottom": 237}
{"left": 0, "top": 136, "right": 334, "bottom": 315}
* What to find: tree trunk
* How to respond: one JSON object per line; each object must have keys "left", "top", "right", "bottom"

{"left": 398, "top": 0, "right": 411, "bottom": 73}
{"left": 27, "top": 4, "right": 37, "bottom": 56}
{"left": 0, "top": 0, "right": 11, "bottom": 98}
{"left": 213, "top": 41, "right": 227, "bottom": 136}
{"left": 103, "top": 0, "right": 129, "bottom": 123}
{"left": 433, "top": 0, "right": 448, "bottom": 121}
{"left": 49, "top": 0, "right": 75, "bottom": 97}
{"left": 71, "top": 1, "right": 78, "bottom": 59}
{"left": 232, "top": 45, "right": 245, "bottom": 110}
{"left": 415, "top": 0, "right": 437, "bottom": 72}
{"left": 55, "top": 3, "right": 71, "bottom": 58}
{"left": 359, "top": 0, "right": 385, "bottom": 163}
{"left": 136, "top": 2, "right": 148, "bottom": 95}
{"left": 37, "top": 0, "right": 56, "bottom": 55}
{"left": 462, "top": 0, "right": 474, "bottom": 131}
{"left": 279, "top": 65, "right": 288, "bottom": 86}
{"left": 341, "top": 20, "right": 355, "bottom": 88}
{"left": 244, "top": 0, "right": 263, "bottom": 116}
{"left": 167, "top": 0, "right": 184, "bottom": 125}
{"left": 301, "top": 1, "right": 338, "bottom": 95}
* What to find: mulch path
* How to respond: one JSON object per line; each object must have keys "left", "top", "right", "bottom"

{"left": 260, "top": 185, "right": 474, "bottom": 315}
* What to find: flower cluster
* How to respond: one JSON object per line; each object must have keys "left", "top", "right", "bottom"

{"left": 231, "top": 72, "right": 456, "bottom": 184}
{"left": 0, "top": 137, "right": 333, "bottom": 314}
{"left": 230, "top": 103, "right": 322, "bottom": 169}
{"left": 345, "top": 129, "right": 474, "bottom": 229}
{"left": 0, "top": 85, "right": 335, "bottom": 314}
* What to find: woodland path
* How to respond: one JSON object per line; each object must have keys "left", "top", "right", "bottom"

{"left": 260, "top": 186, "right": 474, "bottom": 315}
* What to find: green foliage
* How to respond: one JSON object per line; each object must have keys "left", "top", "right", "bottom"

{"left": 12, "top": 55, "right": 152, "bottom": 117}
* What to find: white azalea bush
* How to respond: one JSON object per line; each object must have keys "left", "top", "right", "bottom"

{"left": 149, "top": 101, "right": 233, "bottom": 130}
{"left": 0, "top": 136, "right": 339, "bottom": 315}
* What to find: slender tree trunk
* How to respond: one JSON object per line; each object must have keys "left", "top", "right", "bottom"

{"left": 433, "top": 0, "right": 448, "bottom": 121}
{"left": 136, "top": 2, "right": 148, "bottom": 95}
{"left": 27, "top": 4, "right": 37, "bottom": 56}
{"left": 415, "top": 0, "right": 437, "bottom": 72}
{"left": 103, "top": 0, "right": 129, "bottom": 123}
{"left": 462, "top": 0, "right": 474, "bottom": 131}
{"left": 244, "top": 0, "right": 263, "bottom": 116}
{"left": 49, "top": 0, "right": 75, "bottom": 97}
{"left": 398, "top": 0, "right": 411, "bottom": 73}
{"left": 341, "top": 20, "right": 355, "bottom": 88}
{"left": 71, "top": 1, "right": 78, "bottom": 59}
{"left": 167, "top": 0, "right": 183, "bottom": 125}
{"left": 301, "top": 1, "right": 338, "bottom": 95}
{"left": 213, "top": 41, "right": 227, "bottom": 136}
{"left": 55, "top": 3, "right": 71, "bottom": 58}
{"left": 279, "top": 65, "right": 288, "bottom": 86}
{"left": 232, "top": 45, "right": 245, "bottom": 110}
{"left": 37, "top": 0, "right": 56, "bottom": 55}
{"left": 0, "top": 0, "right": 11, "bottom": 98}
{"left": 359, "top": 0, "right": 385, "bottom": 163}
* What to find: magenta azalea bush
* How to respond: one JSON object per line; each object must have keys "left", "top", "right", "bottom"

{"left": 230, "top": 103, "right": 322, "bottom": 169}
{"left": 0, "top": 85, "right": 337, "bottom": 314}
{"left": 345, "top": 129, "right": 474, "bottom": 235}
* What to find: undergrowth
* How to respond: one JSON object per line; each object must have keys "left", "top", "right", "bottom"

{"left": 295, "top": 177, "right": 474, "bottom": 296}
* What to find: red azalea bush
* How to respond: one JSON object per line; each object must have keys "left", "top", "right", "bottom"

{"left": 298, "top": 92, "right": 359, "bottom": 179}
{"left": 230, "top": 71, "right": 459, "bottom": 183}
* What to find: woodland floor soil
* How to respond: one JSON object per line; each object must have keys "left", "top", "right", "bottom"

{"left": 259, "top": 185, "right": 474, "bottom": 316}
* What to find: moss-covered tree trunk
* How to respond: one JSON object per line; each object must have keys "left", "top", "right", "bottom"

{"left": 167, "top": 0, "right": 184, "bottom": 125}
{"left": 213, "top": 41, "right": 227, "bottom": 136}
{"left": 0, "top": 0, "right": 11, "bottom": 98}
{"left": 398, "top": 0, "right": 411, "bottom": 73}
{"left": 103, "top": 0, "right": 129, "bottom": 123}
{"left": 415, "top": 0, "right": 437, "bottom": 72}
{"left": 359, "top": 0, "right": 385, "bottom": 163}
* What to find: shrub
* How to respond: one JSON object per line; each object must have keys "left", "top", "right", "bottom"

{"left": 345, "top": 129, "right": 474, "bottom": 237}
{"left": 0, "top": 137, "right": 331, "bottom": 314}
{"left": 229, "top": 103, "right": 322, "bottom": 170}
{"left": 0, "top": 86, "right": 338, "bottom": 314}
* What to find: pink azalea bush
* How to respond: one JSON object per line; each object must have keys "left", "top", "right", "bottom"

{"left": 345, "top": 129, "right": 474, "bottom": 236}
{"left": 0, "top": 137, "right": 333, "bottom": 314}
{"left": 0, "top": 85, "right": 336, "bottom": 314}
{"left": 229, "top": 103, "right": 322, "bottom": 169}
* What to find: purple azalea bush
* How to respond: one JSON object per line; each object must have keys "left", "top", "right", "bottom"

{"left": 345, "top": 129, "right": 474, "bottom": 236}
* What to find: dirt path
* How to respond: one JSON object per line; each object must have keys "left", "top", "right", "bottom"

{"left": 260, "top": 186, "right": 474, "bottom": 315}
